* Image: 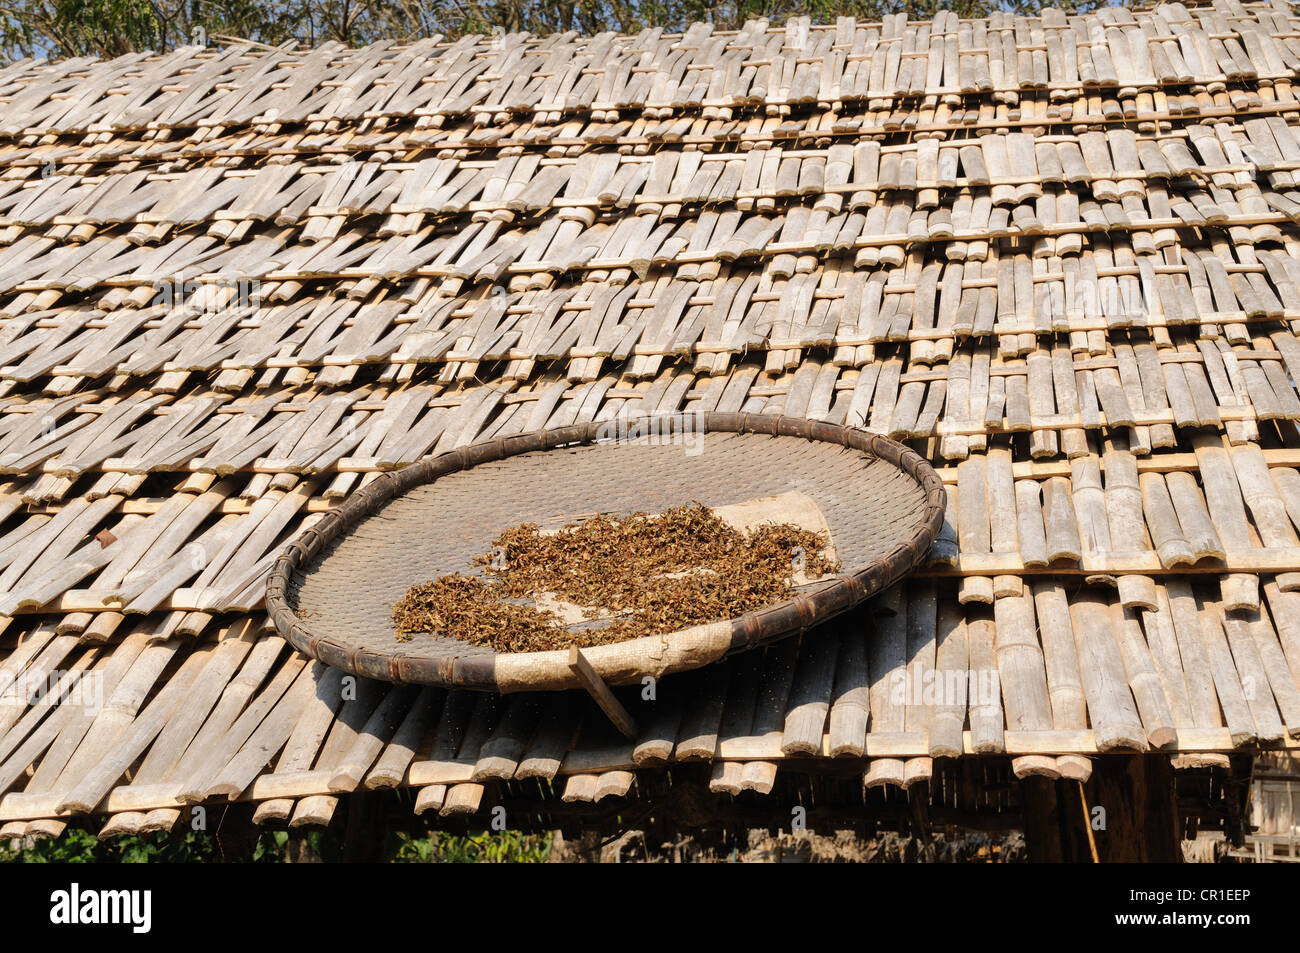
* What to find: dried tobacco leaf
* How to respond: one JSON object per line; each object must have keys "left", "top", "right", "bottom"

{"left": 391, "top": 502, "right": 838, "bottom": 652}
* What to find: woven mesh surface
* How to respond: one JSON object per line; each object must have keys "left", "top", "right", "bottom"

{"left": 292, "top": 432, "right": 927, "bottom": 661}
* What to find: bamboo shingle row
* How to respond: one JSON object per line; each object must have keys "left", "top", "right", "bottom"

{"left": 2, "top": 573, "right": 1297, "bottom": 834}
{"left": 7, "top": 358, "right": 1300, "bottom": 625}
{"left": 1, "top": 2, "right": 1299, "bottom": 137}
{"left": 3, "top": 327, "right": 1300, "bottom": 494}
{"left": 5, "top": 121, "right": 1300, "bottom": 229}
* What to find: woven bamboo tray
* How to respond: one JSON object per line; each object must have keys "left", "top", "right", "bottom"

{"left": 266, "top": 414, "right": 946, "bottom": 692}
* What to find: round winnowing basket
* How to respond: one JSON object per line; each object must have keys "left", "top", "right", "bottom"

{"left": 266, "top": 413, "right": 946, "bottom": 692}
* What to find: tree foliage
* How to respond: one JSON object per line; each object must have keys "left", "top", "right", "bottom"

{"left": 1, "top": 0, "right": 1102, "bottom": 63}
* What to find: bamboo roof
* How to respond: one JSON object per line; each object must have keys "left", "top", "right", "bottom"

{"left": 3, "top": 0, "right": 1300, "bottom": 836}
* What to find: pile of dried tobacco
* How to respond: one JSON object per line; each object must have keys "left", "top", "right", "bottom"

{"left": 391, "top": 502, "right": 838, "bottom": 652}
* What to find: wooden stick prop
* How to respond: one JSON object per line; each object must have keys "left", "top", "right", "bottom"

{"left": 568, "top": 647, "right": 638, "bottom": 738}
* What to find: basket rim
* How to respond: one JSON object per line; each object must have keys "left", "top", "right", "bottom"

{"left": 265, "top": 412, "right": 947, "bottom": 692}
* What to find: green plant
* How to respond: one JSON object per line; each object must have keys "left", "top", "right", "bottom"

{"left": 391, "top": 830, "right": 552, "bottom": 863}
{"left": 0, "top": 826, "right": 223, "bottom": 863}
{"left": 0, "top": 820, "right": 552, "bottom": 863}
